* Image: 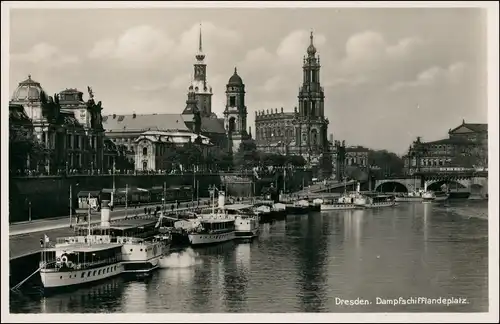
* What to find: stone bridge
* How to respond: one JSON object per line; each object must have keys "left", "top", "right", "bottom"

{"left": 374, "top": 171, "right": 488, "bottom": 195}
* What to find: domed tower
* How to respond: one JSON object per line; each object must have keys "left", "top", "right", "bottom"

{"left": 184, "top": 24, "right": 213, "bottom": 118}
{"left": 295, "top": 31, "right": 328, "bottom": 163}
{"left": 224, "top": 67, "right": 249, "bottom": 153}
{"left": 10, "top": 75, "right": 46, "bottom": 121}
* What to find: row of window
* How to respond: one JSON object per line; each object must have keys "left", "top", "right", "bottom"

{"left": 60, "top": 265, "right": 118, "bottom": 280}
{"left": 65, "top": 134, "right": 98, "bottom": 149}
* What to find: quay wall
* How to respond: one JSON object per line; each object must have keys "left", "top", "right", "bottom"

{"left": 9, "top": 170, "right": 312, "bottom": 222}
{"left": 9, "top": 174, "right": 220, "bottom": 223}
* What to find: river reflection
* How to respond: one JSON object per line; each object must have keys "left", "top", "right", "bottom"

{"left": 11, "top": 201, "right": 488, "bottom": 313}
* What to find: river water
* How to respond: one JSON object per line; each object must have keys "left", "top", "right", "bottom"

{"left": 10, "top": 200, "right": 489, "bottom": 313}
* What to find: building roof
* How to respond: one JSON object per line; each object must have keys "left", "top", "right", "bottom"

{"left": 136, "top": 130, "right": 212, "bottom": 145}
{"left": 185, "top": 117, "right": 226, "bottom": 134}
{"left": 10, "top": 75, "right": 44, "bottom": 102}
{"left": 227, "top": 67, "right": 243, "bottom": 86}
{"left": 102, "top": 114, "right": 190, "bottom": 133}
{"left": 422, "top": 137, "right": 470, "bottom": 145}
{"left": 449, "top": 122, "right": 488, "bottom": 134}
{"left": 346, "top": 146, "right": 370, "bottom": 153}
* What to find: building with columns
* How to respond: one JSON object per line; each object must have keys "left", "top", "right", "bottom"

{"left": 255, "top": 31, "right": 330, "bottom": 166}
{"left": 9, "top": 75, "right": 109, "bottom": 174}
{"left": 403, "top": 120, "right": 488, "bottom": 174}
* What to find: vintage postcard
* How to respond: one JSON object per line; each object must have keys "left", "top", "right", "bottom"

{"left": 1, "top": 1, "right": 498, "bottom": 323}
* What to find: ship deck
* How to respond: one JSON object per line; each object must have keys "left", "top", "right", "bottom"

{"left": 44, "top": 243, "right": 123, "bottom": 253}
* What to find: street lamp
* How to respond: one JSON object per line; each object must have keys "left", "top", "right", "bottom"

{"left": 28, "top": 199, "right": 32, "bottom": 222}
{"left": 111, "top": 159, "right": 116, "bottom": 207}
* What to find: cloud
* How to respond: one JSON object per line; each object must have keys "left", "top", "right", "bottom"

{"left": 88, "top": 25, "right": 175, "bottom": 64}
{"left": 88, "top": 22, "right": 240, "bottom": 68}
{"left": 176, "top": 21, "right": 240, "bottom": 59}
{"left": 258, "top": 76, "right": 286, "bottom": 93}
{"left": 168, "top": 73, "right": 192, "bottom": 91}
{"left": 388, "top": 62, "right": 467, "bottom": 91}
{"left": 241, "top": 47, "right": 275, "bottom": 67}
{"left": 338, "top": 31, "right": 424, "bottom": 77}
{"left": 11, "top": 43, "right": 79, "bottom": 67}
{"left": 239, "top": 29, "right": 327, "bottom": 71}
{"left": 276, "top": 30, "right": 327, "bottom": 64}
{"left": 132, "top": 82, "right": 171, "bottom": 93}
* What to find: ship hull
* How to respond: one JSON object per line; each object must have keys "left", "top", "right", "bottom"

{"left": 320, "top": 204, "right": 358, "bottom": 211}
{"left": 395, "top": 197, "right": 423, "bottom": 202}
{"left": 285, "top": 206, "right": 309, "bottom": 215}
{"left": 40, "top": 263, "right": 123, "bottom": 289}
{"left": 188, "top": 231, "right": 235, "bottom": 246}
{"left": 234, "top": 229, "right": 260, "bottom": 239}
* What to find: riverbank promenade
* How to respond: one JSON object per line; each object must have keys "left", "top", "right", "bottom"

{"left": 9, "top": 200, "right": 206, "bottom": 260}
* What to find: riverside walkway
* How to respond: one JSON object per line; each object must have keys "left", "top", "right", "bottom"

{"left": 9, "top": 198, "right": 257, "bottom": 261}
{"left": 9, "top": 200, "right": 207, "bottom": 260}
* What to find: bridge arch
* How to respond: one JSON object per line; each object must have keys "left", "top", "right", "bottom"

{"left": 426, "top": 179, "right": 468, "bottom": 192}
{"left": 374, "top": 181, "right": 409, "bottom": 193}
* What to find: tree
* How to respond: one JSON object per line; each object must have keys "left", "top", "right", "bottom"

{"left": 286, "top": 155, "right": 306, "bottom": 167}
{"left": 9, "top": 126, "right": 48, "bottom": 173}
{"left": 367, "top": 149, "right": 404, "bottom": 176}
{"left": 234, "top": 140, "right": 260, "bottom": 169}
{"left": 208, "top": 148, "right": 233, "bottom": 171}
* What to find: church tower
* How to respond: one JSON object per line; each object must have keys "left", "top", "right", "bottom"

{"left": 224, "top": 67, "right": 249, "bottom": 153}
{"left": 295, "top": 31, "right": 329, "bottom": 163}
{"left": 182, "top": 24, "right": 213, "bottom": 118}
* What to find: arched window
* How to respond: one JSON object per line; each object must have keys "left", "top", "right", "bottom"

{"left": 228, "top": 117, "right": 236, "bottom": 133}
{"left": 311, "top": 129, "right": 318, "bottom": 147}
{"left": 142, "top": 147, "right": 147, "bottom": 155}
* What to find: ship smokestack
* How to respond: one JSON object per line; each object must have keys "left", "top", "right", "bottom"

{"left": 218, "top": 192, "right": 226, "bottom": 208}
{"left": 101, "top": 200, "right": 111, "bottom": 227}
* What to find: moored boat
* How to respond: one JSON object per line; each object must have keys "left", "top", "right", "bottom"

{"left": 39, "top": 236, "right": 124, "bottom": 290}
{"left": 187, "top": 186, "right": 236, "bottom": 246}
{"left": 284, "top": 199, "right": 310, "bottom": 214}
{"left": 39, "top": 197, "right": 123, "bottom": 290}
{"left": 221, "top": 203, "right": 260, "bottom": 239}
{"left": 394, "top": 190, "right": 424, "bottom": 202}
{"left": 188, "top": 214, "right": 235, "bottom": 246}
{"left": 357, "top": 194, "right": 397, "bottom": 208}
{"left": 253, "top": 201, "right": 287, "bottom": 222}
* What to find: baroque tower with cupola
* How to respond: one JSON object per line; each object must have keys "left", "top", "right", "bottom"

{"left": 224, "top": 67, "right": 250, "bottom": 153}
{"left": 182, "top": 24, "right": 213, "bottom": 118}
{"left": 294, "top": 31, "right": 329, "bottom": 161}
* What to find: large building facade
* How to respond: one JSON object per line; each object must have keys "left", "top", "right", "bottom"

{"left": 103, "top": 25, "right": 252, "bottom": 170}
{"left": 403, "top": 120, "right": 488, "bottom": 174}
{"left": 9, "top": 75, "right": 110, "bottom": 175}
{"left": 255, "top": 32, "right": 329, "bottom": 165}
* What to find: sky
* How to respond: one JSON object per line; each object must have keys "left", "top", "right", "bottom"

{"left": 8, "top": 6, "right": 488, "bottom": 154}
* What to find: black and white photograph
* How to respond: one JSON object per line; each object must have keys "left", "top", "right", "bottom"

{"left": 2, "top": 1, "right": 498, "bottom": 322}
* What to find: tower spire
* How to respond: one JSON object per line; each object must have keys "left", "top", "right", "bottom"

{"left": 199, "top": 23, "right": 203, "bottom": 52}
{"left": 195, "top": 23, "right": 205, "bottom": 62}
{"left": 306, "top": 29, "right": 317, "bottom": 56}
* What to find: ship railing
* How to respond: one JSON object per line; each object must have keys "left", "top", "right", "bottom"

{"left": 56, "top": 235, "right": 112, "bottom": 245}
{"left": 117, "top": 237, "right": 146, "bottom": 244}
{"left": 39, "top": 256, "right": 120, "bottom": 270}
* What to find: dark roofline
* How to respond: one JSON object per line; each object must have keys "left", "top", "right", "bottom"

{"left": 449, "top": 122, "right": 488, "bottom": 134}
{"left": 422, "top": 137, "right": 470, "bottom": 145}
